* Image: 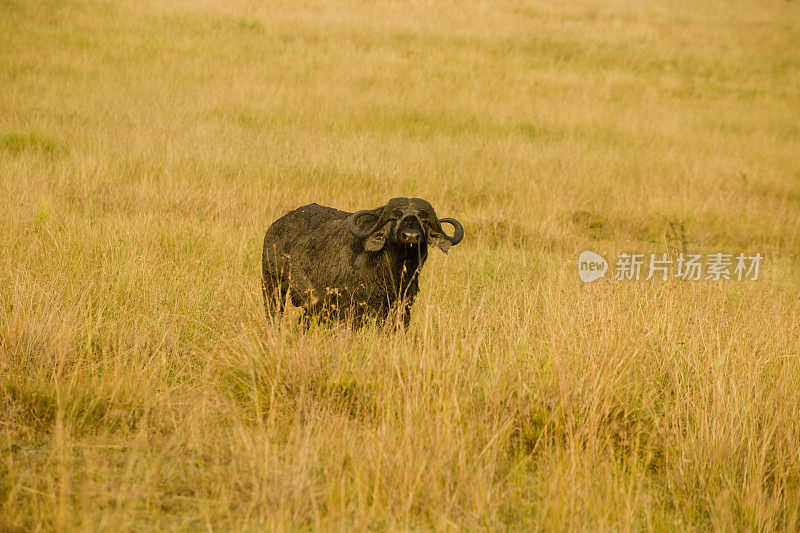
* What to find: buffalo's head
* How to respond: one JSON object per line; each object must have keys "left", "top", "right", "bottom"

{"left": 347, "top": 197, "right": 464, "bottom": 253}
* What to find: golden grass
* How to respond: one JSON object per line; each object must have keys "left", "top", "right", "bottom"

{"left": 2, "top": 0, "right": 800, "bottom": 529}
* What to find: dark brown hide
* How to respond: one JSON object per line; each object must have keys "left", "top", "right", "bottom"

{"left": 261, "top": 197, "right": 463, "bottom": 326}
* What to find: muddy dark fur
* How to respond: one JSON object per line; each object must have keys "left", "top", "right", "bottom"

{"left": 261, "top": 197, "right": 463, "bottom": 327}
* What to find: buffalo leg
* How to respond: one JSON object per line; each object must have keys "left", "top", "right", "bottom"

{"left": 261, "top": 275, "right": 287, "bottom": 319}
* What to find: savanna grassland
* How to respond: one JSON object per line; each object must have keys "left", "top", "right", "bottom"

{"left": 2, "top": 0, "right": 800, "bottom": 530}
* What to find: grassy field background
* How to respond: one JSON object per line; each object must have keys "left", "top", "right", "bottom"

{"left": 2, "top": 0, "right": 800, "bottom": 529}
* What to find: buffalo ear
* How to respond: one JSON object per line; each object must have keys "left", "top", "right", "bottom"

{"left": 428, "top": 232, "right": 452, "bottom": 253}
{"left": 364, "top": 222, "right": 391, "bottom": 252}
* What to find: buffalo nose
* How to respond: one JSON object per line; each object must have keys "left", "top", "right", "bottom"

{"left": 400, "top": 228, "right": 421, "bottom": 244}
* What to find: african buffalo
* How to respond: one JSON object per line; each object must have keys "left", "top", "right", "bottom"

{"left": 261, "top": 197, "right": 463, "bottom": 326}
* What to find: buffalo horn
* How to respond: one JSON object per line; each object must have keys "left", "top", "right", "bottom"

{"left": 348, "top": 208, "right": 385, "bottom": 239}
{"left": 438, "top": 218, "right": 464, "bottom": 245}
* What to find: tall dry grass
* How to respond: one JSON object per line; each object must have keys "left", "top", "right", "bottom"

{"left": 2, "top": 0, "right": 800, "bottom": 529}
